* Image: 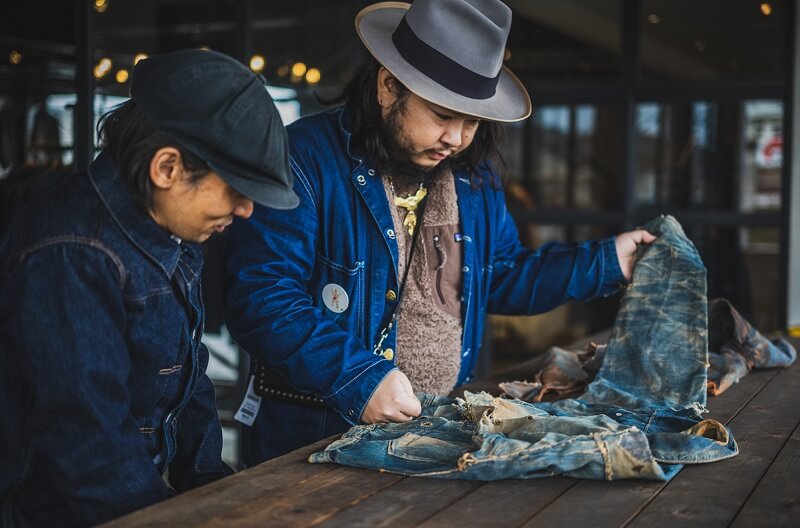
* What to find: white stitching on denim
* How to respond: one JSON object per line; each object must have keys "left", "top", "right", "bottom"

{"left": 18, "top": 235, "right": 127, "bottom": 289}
{"left": 290, "top": 156, "right": 317, "bottom": 210}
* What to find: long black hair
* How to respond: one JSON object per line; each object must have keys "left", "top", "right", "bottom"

{"left": 97, "top": 101, "right": 210, "bottom": 210}
{"left": 327, "top": 57, "right": 506, "bottom": 187}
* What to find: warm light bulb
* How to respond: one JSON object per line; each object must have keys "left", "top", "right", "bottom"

{"left": 93, "top": 57, "right": 113, "bottom": 79}
{"left": 250, "top": 54, "right": 266, "bottom": 73}
{"left": 115, "top": 69, "right": 129, "bottom": 83}
{"left": 291, "top": 62, "right": 307, "bottom": 77}
{"left": 305, "top": 68, "right": 321, "bottom": 84}
{"left": 760, "top": 2, "right": 772, "bottom": 15}
{"left": 94, "top": 0, "right": 109, "bottom": 13}
{"left": 9, "top": 50, "right": 22, "bottom": 65}
{"left": 134, "top": 53, "right": 148, "bottom": 65}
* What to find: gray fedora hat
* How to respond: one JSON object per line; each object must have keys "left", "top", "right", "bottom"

{"left": 356, "top": 0, "right": 532, "bottom": 122}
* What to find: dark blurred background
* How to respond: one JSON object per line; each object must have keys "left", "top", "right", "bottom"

{"left": 2, "top": 0, "right": 798, "bottom": 468}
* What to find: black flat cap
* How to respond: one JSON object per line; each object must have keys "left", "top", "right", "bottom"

{"left": 130, "top": 49, "right": 298, "bottom": 209}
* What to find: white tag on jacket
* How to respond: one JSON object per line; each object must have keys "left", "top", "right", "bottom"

{"left": 234, "top": 375, "right": 262, "bottom": 426}
{"left": 322, "top": 283, "right": 349, "bottom": 313}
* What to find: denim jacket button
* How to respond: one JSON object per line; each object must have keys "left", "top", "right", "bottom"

{"left": 387, "top": 229, "right": 396, "bottom": 239}
{"left": 367, "top": 169, "right": 375, "bottom": 176}
{"left": 385, "top": 289, "right": 397, "bottom": 301}
{"left": 462, "top": 266, "right": 470, "bottom": 273}
{"left": 382, "top": 348, "right": 394, "bottom": 361}
{"left": 356, "top": 175, "right": 366, "bottom": 185}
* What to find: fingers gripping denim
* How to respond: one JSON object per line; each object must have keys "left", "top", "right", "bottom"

{"left": 309, "top": 216, "right": 738, "bottom": 481}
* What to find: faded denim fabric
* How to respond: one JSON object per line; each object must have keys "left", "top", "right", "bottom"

{"left": 309, "top": 215, "right": 738, "bottom": 481}
{"left": 0, "top": 152, "right": 231, "bottom": 527}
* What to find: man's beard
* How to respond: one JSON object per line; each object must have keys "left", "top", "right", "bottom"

{"left": 379, "top": 99, "right": 452, "bottom": 180}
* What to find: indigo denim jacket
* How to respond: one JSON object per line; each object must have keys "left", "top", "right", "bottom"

{"left": 0, "top": 151, "right": 231, "bottom": 527}
{"left": 224, "top": 106, "right": 625, "bottom": 426}
{"left": 309, "top": 216, "right": 739, "bottom": 480}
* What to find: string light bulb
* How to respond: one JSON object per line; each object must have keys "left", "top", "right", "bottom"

{"left": 249, "top": 54, "right": 266, "bottom": 73}
{"left": 133, "top": 53, "right": 148, "bottom": 65}
{"left": 291, "top": 62, "right": 307, "bottom": 77}
{"left": 760, "top": 2, "right": 772, "bottom": 15}
{"left": 9, "top": 50, "right": 22, "bottom": 65}
{"left": 93, "top": 57, "right": 113, "bottom": 79}
{"left": 115, "top": 69, "right": 129, "bottom": 83}
{"left": 94, "top": 0, "right": 109, "bottom": 13}
{"left": 305, "top": 68, "right": 321, "bottom": 84}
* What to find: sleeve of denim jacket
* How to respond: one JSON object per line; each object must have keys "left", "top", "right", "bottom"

{"left": 224, "top": 158, "right": 396, "bottom": 425}
{"left": 5, "top": 243, "right": 172, "bottom": 525}
{"left": 486, "top": 187, "right": 626, "bottom": 314}
{"left": 169, "top": 354, "right": 233, "bottom": 491}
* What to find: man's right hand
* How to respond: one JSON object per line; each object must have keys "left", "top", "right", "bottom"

{"left": 361, "top": 369, "right": 422, "bottom": 423}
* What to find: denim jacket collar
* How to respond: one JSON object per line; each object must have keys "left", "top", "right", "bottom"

{"left": 88, "top": 149, "right": 183, "bottom": 278}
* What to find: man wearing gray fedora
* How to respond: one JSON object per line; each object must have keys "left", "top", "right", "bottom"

{"left": 225, "top": 0, "right": 654, "bottom": 465}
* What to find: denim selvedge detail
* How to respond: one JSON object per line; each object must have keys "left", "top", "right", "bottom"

{"left": 309, "top": 215, "right": 739, "bottom": 481}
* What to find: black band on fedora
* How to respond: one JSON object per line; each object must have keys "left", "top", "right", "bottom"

{"left": 391, "top": 17, "right": 500, "bottom": 100}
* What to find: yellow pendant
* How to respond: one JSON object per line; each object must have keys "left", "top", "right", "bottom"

{"left": 394, "top": 186, "right": 427, "bottom": 236}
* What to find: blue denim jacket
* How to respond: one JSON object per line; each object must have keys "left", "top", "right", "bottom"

{"left": 0, "top": 151, "right": 231, "bottom": 527}
{"left": 309, "top": 216, "right": 738, "bottom": 480}
{"left": 224, "top": 107, "right": 625, "bottom": 436}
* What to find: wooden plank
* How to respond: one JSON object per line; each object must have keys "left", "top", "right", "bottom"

{"left": 317, "top": 477, "right": 482, "bottom": 528}
{"left": 416, "top": 478, "right": 578, "bottom": 527}
{"left": 626, "top": 364, "right": 800, "bottom": 528}
{"left": 195, "top": 466, "right": 404, "bottom": 527}
{"left": 729, "top": 421, "right": 800, "bottom": 527}
{"left": 105, "top": 438, "right": 339, "bottom": 527}
{"left": 512, "top": 367, "right": 781, "bottom": 528}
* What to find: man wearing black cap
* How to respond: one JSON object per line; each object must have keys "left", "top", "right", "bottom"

{"left": 0, "top": 49, "right": 296, "bottom": 526}
{"left": 225, "top": 0, "right": 654, "bottom": 466}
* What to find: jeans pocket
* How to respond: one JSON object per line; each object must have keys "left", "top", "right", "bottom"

{"left": 387, "top": 430, "right": 467, "bottom": 464}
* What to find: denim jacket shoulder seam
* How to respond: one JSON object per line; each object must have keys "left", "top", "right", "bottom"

{"left": 18, "top": 235, "right": 128, "bottom": 289}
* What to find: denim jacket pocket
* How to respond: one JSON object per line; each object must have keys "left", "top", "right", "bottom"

{"left": 314, "top": 254, "right": 365, "bottom": 335}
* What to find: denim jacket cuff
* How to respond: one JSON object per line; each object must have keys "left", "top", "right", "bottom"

{"left": 600, "top": 236, "right": 627, "bottom": 295}
{"left": 325, "top": 359, "right": 396, "bottom": 425}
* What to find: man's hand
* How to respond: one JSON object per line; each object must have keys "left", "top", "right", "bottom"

{"left": 615, "top": 229, "right": 657, "bottom": 281}
{"left": 361, "top": 369, "right": 421, "bottom": 424}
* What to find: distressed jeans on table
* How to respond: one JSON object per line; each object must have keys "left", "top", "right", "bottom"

{"left": 309, "top": 216, "right": 738, "bottom": 481}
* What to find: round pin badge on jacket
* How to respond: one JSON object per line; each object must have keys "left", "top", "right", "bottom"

{"left": 322, "top": 283, "right": 349, "bottom": 313}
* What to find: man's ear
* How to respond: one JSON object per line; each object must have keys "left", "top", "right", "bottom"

{"left": 376, "top": 66, "right": 400, "bottom": 108}
{"left": 149, "top": 147, "right": 184, "bottom": 190}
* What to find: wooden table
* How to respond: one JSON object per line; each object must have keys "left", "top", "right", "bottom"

{"left": 108, "top": 338, "right": 800, "bottom": 527}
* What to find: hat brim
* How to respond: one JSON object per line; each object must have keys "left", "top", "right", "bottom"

{"left": 165, "top": 129, "right": 299, "bottom": 210}
{"left": 356, "top": 2, "right": 532, "bottom": 123}
{"left": 208, "top": 160, "right": 300, "bottom": 210}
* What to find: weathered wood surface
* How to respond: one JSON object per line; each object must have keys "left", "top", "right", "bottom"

{"left": 106, "top": 338, "right": 800, "bottom": 528}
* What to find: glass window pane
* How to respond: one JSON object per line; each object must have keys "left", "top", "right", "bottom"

{"left": 635, "top": 99, "right": 783, "bottom": 212}
{"left": 686, "top": 225, "right": 781, "bottom": 331}
{"left": 513, "top": 104, "right": 624, "bottom": 210}
{"left": 95, "top": 0, "right": 237, "bottom": 100}
{"left": 505, "top": 0, "right": 623, "bottom": 82}
{"left": 640, "top": 0, "right": 787, "bottom": 81}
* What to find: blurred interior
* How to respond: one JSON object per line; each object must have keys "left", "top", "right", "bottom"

{"left": 1, "top": 0, "right": 796, "bottom": 468}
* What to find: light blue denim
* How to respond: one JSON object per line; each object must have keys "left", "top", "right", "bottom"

{"left": 309, "top": 216, "right": 738, "bottom": 481}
